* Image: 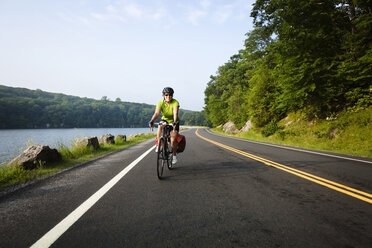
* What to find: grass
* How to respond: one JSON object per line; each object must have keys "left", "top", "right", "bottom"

{"left": 212, "top": 107, "right": 372, "bottom": 158}
{"left": 0, "top": 133, "right": 156, "bottom": 191}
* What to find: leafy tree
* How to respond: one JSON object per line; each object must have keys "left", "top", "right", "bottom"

{"left": 204, "top": 0, "right": 371, "bottom": 130}
{"left": 182, "top": 111, "right": 211, "bottom": 127}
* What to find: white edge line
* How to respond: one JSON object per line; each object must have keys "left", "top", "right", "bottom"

{"left": 205, "top": 129, "right": 372, "bottom": 165}
{"left": 30, "top": 145, "right": 155, "bottom": 248}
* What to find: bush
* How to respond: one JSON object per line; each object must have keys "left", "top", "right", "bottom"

{"left": 261, "top": 121, "right": 282, "bottom": 137}
{"left": 275, "top": 130, "right": 287, "bottom": 140}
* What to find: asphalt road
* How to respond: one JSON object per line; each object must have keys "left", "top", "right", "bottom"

{"left": 0, "top": 128, "right": 371, "bottom": 248}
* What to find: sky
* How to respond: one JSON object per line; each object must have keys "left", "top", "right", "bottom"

{"left": 0, "top": 0, "right": 255, "bottom": 111}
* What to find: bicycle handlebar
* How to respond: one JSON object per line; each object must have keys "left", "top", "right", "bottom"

{"left": 154, "top": 122, "right": 173, "bottom": 126}
{"left": 150, "top": 122, "right": 174, "bottom": 132}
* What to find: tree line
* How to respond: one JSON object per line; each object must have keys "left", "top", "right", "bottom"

{"left": 204, "top": 0, "right": 371, "bottom": 128}
{"left": 0, "top": 85, "right": 208, "bottom": 128}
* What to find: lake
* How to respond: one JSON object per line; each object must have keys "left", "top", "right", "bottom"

{"left": 0, "top": 128, "right": 154, "bottom": 165}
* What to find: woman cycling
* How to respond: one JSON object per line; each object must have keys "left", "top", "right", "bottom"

{"left": 148, "top": 87, "right": 180, "bottom": 165}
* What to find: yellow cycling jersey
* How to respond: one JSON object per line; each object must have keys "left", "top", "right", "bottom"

{"left": 156, "top": 99, "right": 180, "bottom": 123}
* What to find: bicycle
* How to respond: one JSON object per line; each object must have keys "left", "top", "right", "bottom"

{"left": 153, "top": 122, "right": 174, "bottom": 179}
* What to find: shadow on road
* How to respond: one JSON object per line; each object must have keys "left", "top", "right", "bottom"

{"left": 159, "top": 160, "right": 269, "bottom": 181}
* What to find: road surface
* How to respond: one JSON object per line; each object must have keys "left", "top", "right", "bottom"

{"left": 0, "top": 128, "right": 371, "bottom": 247}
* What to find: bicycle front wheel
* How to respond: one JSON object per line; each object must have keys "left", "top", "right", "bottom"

{"left": 157, "top": 137, "right": 166, "bottom": 179}
{"left": 167, "top": 142, "right": 173, "bottom": 170}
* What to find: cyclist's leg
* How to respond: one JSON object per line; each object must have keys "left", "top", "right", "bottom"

{"left": 155, "top": 123, "right": 164, "bottom": 152}
{"left": 156, "top": 122, "right": 164, "bottom": 144}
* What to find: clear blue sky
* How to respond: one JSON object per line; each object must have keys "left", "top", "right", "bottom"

{"left": 0, "top": 0, "right": 255, "bottom": 111}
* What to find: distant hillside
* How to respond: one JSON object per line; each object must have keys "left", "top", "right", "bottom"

{"left": 0, "top": 85, "right": 208, "bottom": 128}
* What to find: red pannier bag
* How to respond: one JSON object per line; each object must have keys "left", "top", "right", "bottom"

{"left": 176, "top": 134, "right": 186, "bottom": 153}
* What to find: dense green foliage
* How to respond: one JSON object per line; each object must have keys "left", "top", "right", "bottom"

{"left": 0, "top": 85, "right": 202, "bottom": 128}
{"left": 214, "top": 106, "right": 372, "bottom": 157}
{"left": 204, "top": 0, "right": 372, "bottom": 128}
{"left": 182, "top": 111, "right": 211, "bottom": 126}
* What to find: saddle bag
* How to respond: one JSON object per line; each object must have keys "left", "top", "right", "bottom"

{"left": 176, "top": 134, "right": 186, "bottom": 153}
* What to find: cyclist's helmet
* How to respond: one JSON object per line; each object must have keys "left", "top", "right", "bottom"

{"left": 162, "top": 87, "right": 174, "bottom": 95}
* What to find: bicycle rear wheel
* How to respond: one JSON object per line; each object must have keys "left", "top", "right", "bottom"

{"left": 157, "top": 137, "right": 166, "bottom": 179}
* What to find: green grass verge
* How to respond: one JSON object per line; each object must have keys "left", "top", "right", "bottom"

{"left": 212, "top": 107, "right": 372, "bottom": 158}
{"left": 0, "top": 133, "right": 156, "bottom": 191}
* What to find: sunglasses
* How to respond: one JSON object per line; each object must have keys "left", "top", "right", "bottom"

{"left": 164, "top": 94, "right": 173, "bottom": 97}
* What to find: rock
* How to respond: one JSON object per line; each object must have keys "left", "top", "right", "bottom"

{"left": 99, "top": 134, "right": 115, "bottom": 145}
{"left": 116, "top": 135, "right": 126, "bottom": 141}
{"left": 283, "top": 115, "right": 293, "bottom": 127}
{"left": 240, "top": 120, "right": 253, "bottom": 132}
{"left": 128, "top": 133, "right": 145, "bottom": 140}
{"left": 74, "top": 136, "right": 100, "bottom": 150}
{"left": 223, "top": 121, "right": 238, "bottom": 133}
{"left": 285, "top": 120, "right": 293, "bottom": 127}
{"left": 326, "top": 116, "right": 337, "bottom": 121}
{"left": 329, "top": 128, "right": 339, "bottom": 138}
{"left": 8, "top": 145, "right": 61, "bottom": 170}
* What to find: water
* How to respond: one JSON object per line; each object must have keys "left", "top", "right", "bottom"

{"left": 0, "top": 128, "right": 153, "bottom": 165}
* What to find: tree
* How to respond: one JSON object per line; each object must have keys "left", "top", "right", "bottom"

{"left": 203, "top": 0, "right": 371, "bottom": 128}
{"left": 182, "top": 111, "right": 210, "bottom": 126}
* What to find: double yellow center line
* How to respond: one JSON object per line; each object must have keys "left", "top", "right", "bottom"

{"left": 196, "top": 129, "right": 372, "bottom": 204}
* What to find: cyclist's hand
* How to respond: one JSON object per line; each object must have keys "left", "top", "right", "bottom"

{"left": 172, "top": 121, "right": 177, "bottom": 127}
{"left": 148, "top": 120, "right": 154, "bottom": 128}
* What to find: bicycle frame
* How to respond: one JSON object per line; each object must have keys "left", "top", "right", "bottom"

{"left": 154, "top": 122, "right": 174, "bottom": 179}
